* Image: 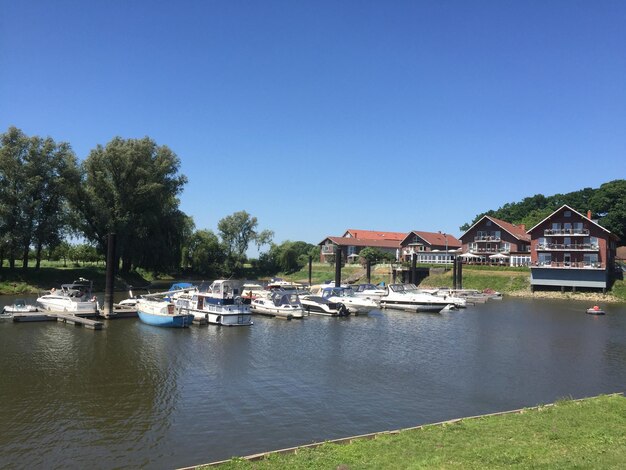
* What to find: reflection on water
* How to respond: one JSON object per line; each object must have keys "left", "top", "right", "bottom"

{"left": 0, "top": 296, "right": 625, "bottom": 469}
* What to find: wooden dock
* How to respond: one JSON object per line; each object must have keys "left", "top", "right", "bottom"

{"left": 12, "top": 311, "right": 103, "bottom": 330}
{"left": 99, "top": 304, "right": 138, "bottom": 319}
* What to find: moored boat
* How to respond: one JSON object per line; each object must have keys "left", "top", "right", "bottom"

{"left": 36, "top": 278, "right": 98, "bottom": 314}
{"left": 175, "top": 280, "right": 253, "bottom": 326}
{"left": 250, "top": 290, "right": 306, "bottom": 319}
{"left": 380, "top": 283, "right": 451, "bottom": 313}
{"left": 136, "top": 297, "right": 194, "bottom": 327}
{"left": 2, "top": 298, "right": 39, "bottom": 315}
{"left": 300, "top": 294, "right": 349, "bottom": 316}
{"left": 311, "top": 286, "right": 378, "bottom": 314}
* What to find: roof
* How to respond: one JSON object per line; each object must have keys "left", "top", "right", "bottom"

{"left": 320, "top": 236, "right": 401, "bottom": 249}
{"left": 460, "top": 215, "right": 530, "bottom": 242}
{"left": 527, "top": 204, "right": 615, "bottom": 237}
{"left": 342, "top": 229, "right": 406, "bottom": 241}
{"left": 400, "top": 231, "right": 461, "bottom": 248}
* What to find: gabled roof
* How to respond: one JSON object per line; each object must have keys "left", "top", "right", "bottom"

{"left": 527, "top": 204, "right": 615, "bottom": 236}
{"left": 319, "top": 236, "right": 401, "bottom": 249}
{"left": 400, "top": 231, "right": 461, "bottom": 248}
{"left": 460, "top": 215, "right": 530, "bottom": 242}
{"left": 342, "top": 229, "right": 406, "bottom": 241}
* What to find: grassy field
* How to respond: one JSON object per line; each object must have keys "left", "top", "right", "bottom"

{"left": 204, "top": 394, "right": 626, "bottom": 469}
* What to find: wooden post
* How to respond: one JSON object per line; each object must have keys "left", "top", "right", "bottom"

{"left": 335, "top": 247, "right": 342, "bottom": 287}
{"left": 452, "top": 256, "right": 458, "bottom": 290}
{"left": 104, "top": 233, "right": 116, "bottom": 315}
{"left": 411, "top": 253, "right": 417, "bottom": 285}
{"left": 308, "top": 255, "right": 313, "bottom": 286}
{"left": 457, "top": 257, "right": 463, "bottom": 290}
{"left": 366, "top": 259, "right": 371, "bottom": 283}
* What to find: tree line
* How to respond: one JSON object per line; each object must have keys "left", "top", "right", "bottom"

{"left": 0, "top": 127, "right": 318, "bottom": 278}
{"left": 460, "top": 180, "right": 626, "bottom": 243}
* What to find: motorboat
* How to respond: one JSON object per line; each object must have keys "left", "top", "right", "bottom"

{"left": 174, "top": 280, "right": 253, "bottom": 326}
{"left": 250, "top": 290, "right": 306, "bottom": 319}
{"left": 352, "top": 283, "right": 387, "bottom": 301}
{"left": 241, "top": 282, "right": 265, "bottom": 303}
{"left": 586, "top": 305, "right": 605, "bottom": 315}
{"left": 313, "top": 286, "right": 378, "bottom": 314}
{"left": 2, "top": 298, "right": 39, "bottom": 315}
{"left": 379, "top": 283, "right": 452, "bottom": 313}
{"left": 136, "top": 297, "right": 194, "bottom": 328}
{"left": 299, "top": 294, "right": 350, "bottom": 317}
{"left": 36, "top": 278, "right": 98, "bottom": 314}
{"left": 420, "top": 288, "right": 468, "bottom": 309}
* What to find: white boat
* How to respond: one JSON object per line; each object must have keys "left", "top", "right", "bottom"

{"left": 174, "top": 280, "right": 253, "bottom": 326}
{"left": 420, "top": 289, "right": 468, "bottom": 309}
{"left": 379, "top": 284, "right": 452, "bottom": 313}
{"left": 36, "top": 278, "right": 98, "bottom": 314}
{"left": 136, "top": 297, "right": 194, "bottom": 328}
{"left": 352, "top": 283, "right": 387, "bottom": 301}
{"left": 2, "top": 298, "right": 39, "bottom": 314}
{"left": 312, "top": 286, "right": 378, "bottom": 314}
{"left": 300, "top": 294, "right": 350, "bottom": 317}
{"left": 250, "top": 290, "right": 306, "bottom": 319}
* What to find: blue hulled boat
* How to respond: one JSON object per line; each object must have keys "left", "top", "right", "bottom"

{"left": 136, "top": 298, "right": 194, "bottom": 328}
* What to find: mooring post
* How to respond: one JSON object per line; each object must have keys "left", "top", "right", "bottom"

{"left": 411, "top": 253, "right": 417, "bottom": 285}
{"left": 366, "top": 259, "right": 371, "bottom": 283}
{"left": 334, "top": 247, "right": 342, "bottom": 287}
{"left": 104, "top": 233, "right": 116, "bottom": 316}
{"left": 308, "top": 255, "right": 313, "bottom": 286}
{"left": 451, "top": 258, "right": 456, "bottom": 289}
{"left": 457, "top": 257, "right": 463, "bottom": 290}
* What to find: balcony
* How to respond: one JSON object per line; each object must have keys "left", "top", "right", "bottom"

{"left": 535, "top": 243, "right": 599, "bottom": 251}
{"left": 533, "top": 261, "right": 604, "bottom": 270}
{"left": 474, "top": 235, "right": 501, "bottom": 242}
{"left": 544, "top": 228, "right": 589, "bottom": 236}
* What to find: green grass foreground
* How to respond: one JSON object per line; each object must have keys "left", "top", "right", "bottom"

{"left": 205, "top": 394, "right": 626, "bottom": 469}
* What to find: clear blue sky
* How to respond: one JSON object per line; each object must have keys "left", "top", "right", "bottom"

{"left": 2, "top": 1, "right": 625, "bottom": 251}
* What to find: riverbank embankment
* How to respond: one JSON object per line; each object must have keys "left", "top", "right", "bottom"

{"left": 193, "top": 394, "right": 626, "bottom": 469}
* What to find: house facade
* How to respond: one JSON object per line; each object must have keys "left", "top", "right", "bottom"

{"left": 318, "top": 229, "right": 405, "bottom": 263}
{"left": 399, "top": 231, "right": 461, "bottom": 264}
{"left": 459, "top": 215, "right": 531, "bottom": 266}
{"left": 528, "top": 205, "right": 618, "bottom": 291}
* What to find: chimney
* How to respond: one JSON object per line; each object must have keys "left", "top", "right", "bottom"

{"left": 587, "top": 210, "right": 592, "bottom": 219}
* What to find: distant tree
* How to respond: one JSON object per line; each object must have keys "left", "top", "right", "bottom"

{"left": 51, "top": 241, "right": 72, "bottom": 267}
{"left": 591, "top": 180, "right": 626, "bottom": 243}
{"left": 217, "top": 211, "right": 273, "bottom": 274}
{"left": 73, "top": 137, "right": 188, "bottom": 273}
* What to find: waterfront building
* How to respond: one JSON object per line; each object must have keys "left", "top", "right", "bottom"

{"left": 399, "top": 231, "right": 461, "bottom": 264}
{"left": 459, "top": 215, "right": 531, "bottom": 266}
{"left": 528, "top": 205, "right": 618, "bottom": 292}
{"left": 318, "top": 229, "right": 405, "bottom": 263}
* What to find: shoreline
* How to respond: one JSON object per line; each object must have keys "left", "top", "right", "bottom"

{"left": 504, "top": 289, "right": 623, "bottom": 303}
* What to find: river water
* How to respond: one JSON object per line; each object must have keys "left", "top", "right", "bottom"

{"left": 1, "top": 295, "right": 625, "bottom": 469}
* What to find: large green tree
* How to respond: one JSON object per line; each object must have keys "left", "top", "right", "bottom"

{"left": 217, "top": 210, "right": 273, "bottom": 274}
{"left": 183, "top": 229, "right": 225, "bottom": 276}
{"left": 74, "top": 137, "right": 187, "bottom": 273}
{"left": 590, "top": 180, "right": 626, "bottom": 242}
{"left": 0, "top": 127, "right": 79, "bottom": 270}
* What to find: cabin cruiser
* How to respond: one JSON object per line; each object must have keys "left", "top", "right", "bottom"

{"left": 419, "top": 288, "right": 468, "bottom": 309}
{"left": 174, "top": 280, "right": 252, "bottom": 326}
{"left": 36, "top": 278, "right": 98, "bottom": 314}
{"left": 250, "top": 290, "right": 306, "bottom": 319}
{"left": 352, "top": 283, "right": 387, "bottom": 301}
{"left": 379, "top": 283, "right": 452, "bottom": 313}
{"left": 299, "top": 293, "right": 349, "bottom": 317}
{"left": 312, "top": 286, "right": 378, "bottom": 314}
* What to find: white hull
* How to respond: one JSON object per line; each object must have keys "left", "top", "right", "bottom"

{"left": 250, "top": 303, "right": 306, "bottom": 319}
{"left": 36, "top": 295, "right": 97, "bottom": 313}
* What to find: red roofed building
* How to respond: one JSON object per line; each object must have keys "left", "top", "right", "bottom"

{"left": 459, "top": 215, "right": 531, "bottom": 266}
{"left": 318, "top": 229, "right": 404, "bottom": 263}
{"left": 399, "top": 231, "right": 461, "bottom": 264}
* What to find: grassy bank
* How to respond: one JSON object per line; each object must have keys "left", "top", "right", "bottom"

{"left": 204, "top": 394, "right": 626, "bottom": 469}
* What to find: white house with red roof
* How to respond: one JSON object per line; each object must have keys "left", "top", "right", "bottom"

{"left": 318, "top": 229, "right": 405, "bottom": 263}
{"left": 399, "top": 231, "right": 461, "bottom": 264}
{"left": 459, "top": 215, "right": 531, "bottom": 266}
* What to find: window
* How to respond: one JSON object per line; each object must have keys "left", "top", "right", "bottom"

{"left": 584, "top": 253, "right": 599, "bottom": 266}
{"left": 564, "top": 211, "right": 571, "bottom": 217}
{"left": 539, "top": 253, "right": 551, "bottom": 265}
{"left": 552, "top": 222, "right": 561, "bottom": 231}
{"left": 486, "top": 220, "right": 492, "bottom": 226}
{"left": 494, "top": 230, "right": 501, "bottom": 239}
{"left": 573, "top": 222, "right": 583, "bottom": 231}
